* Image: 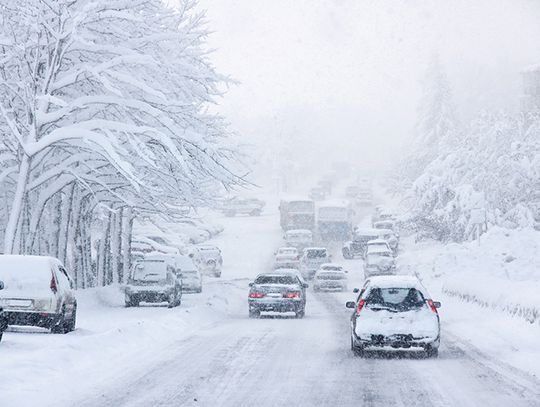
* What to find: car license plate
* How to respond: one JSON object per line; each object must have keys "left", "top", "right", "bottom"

{"left": 7, "top": 299, "right": 32, "bottom": 307}
{"left": 267, "top": 293, "right": 281, "bottom": 298}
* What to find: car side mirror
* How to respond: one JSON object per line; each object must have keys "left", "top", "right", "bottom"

{"left": 352, "top": 288, "right": 359, "bottom": 293}
{"left": 248, "top": 282, "right": 254, "bottom": 287}
{"left": 302, "top": 283, "right": 309, "bottom": 288}
{"left": 433, "top": 301, "right": 441, "bottom": 309}
{"left": 0, "top": 281, "right": 4, "bottom": 290}
{"left": 345, "top": 301, "right": 356, "bottom": 309}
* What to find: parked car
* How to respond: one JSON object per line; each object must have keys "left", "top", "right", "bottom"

{"left": 364, "top": 251, "right": 396, "bottom": 278}
{"left": 275, "top": 247, "right": 299, "bottom": 261}
{"left": 313, "top": 264, "right": 348, "bottom": 292}
{"left": 190, "top": 245, "right": 223, "bottom": 277}
{"left": 346, "top": 275, "right": 441, "bottom": 357}
{"left": 174, "top": 255, "right": 202, "bottom": 293}
{"left": 125, "top": 259, "right": 182, "bottom": 307}
{"left": 248, "top": 272, "right": 308, "bottom": 318}
{"left": 0, "top": 255, "right": 77, "bottom": 333}
{"left": 284, "top": 229, "right": 313, "bottom": 250}
{"left": 374, "top": 228, "right": 399, "bottom": 253}
{"left": 146, "top": 253, "right": 202, "bottom": 293}
{"left": 309, "top": 187, "right": 326, "bottom": 201}
{"left": 0, "top": 286, "right": 6, "bottom": 341}
{"left": 132, "top": 236, "right": 180, "bottom": 256}
{"left": 300, "top": 247, "right": 331, "bottom": 280}
{"left": 223, "top": 197, "right": 265, "bottom": 217}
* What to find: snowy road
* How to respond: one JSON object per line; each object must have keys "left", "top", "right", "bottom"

{"left": 75, "top": 211, "right": 540, "bottom": 407}
{"left": 3, "top": 208, "right": 540, "bottom": 407}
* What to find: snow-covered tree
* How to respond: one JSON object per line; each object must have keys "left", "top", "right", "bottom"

{"left": 0, "top": 0, "right": 245, "bottom": 285}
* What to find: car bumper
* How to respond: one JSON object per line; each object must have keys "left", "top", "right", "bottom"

{"left": 249, "top": 299, "right": 302, "bottom": 313}
{"left": 353, "top": 331, "right": 440, "bottom": 350}
{"left": 5, "top": 311, "right": 61, "bottom": 328}
{"left": 127, "top": 290, "right": 171, "bottom": 303}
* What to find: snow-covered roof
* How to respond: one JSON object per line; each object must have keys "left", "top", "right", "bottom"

{"left": 366, "top": 275, "right": 421, "bottom": 288}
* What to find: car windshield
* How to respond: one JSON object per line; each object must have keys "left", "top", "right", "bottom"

{"left": 306, "top": 250, "right": 327, "bottom": 258}
{"left": 318, "top": 273, "right": 346, "bottom": 280}
{"left": 254, "top": 275, "right": 297, "bottom": 285}
{"left": 366, "top": 287, "right": 426, "bottom": 311}
{"left": 131, "top": 261, "right": 168, "bottom": 282}
{"left": 322, "top": 265, "right": 342, "bottom": 271}
{"left": 278, "top": 248, "right": 296, "bottom": 255}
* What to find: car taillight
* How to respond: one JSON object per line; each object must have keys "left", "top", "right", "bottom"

{"left": 284, "top": 291, "right": 300, "bottom": 298}
{"left": 50, "top": 274, "right": 57, "bottom": 294}
{"left": 249, "top": 292, "right": 265, "bottom": 299}
{"left": 356, "top": 299, "right": 365, "bottom": 314}
{"left": 427, "top": 299, "right": 438, "bottom": 314}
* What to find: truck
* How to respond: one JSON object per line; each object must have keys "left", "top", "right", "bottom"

{"left": 317, "top": 200, "right": 353, "bottom": 241}
{"left": 279, "top": 199, "right": 315, "bottom": 231}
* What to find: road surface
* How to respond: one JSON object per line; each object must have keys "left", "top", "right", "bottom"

{"left": 76, "top": 210, "right": 540, "bottom": 407}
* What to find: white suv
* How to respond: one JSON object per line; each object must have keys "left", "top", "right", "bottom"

{"left": 0, "top": 255, "right": 77, "bottom": 333}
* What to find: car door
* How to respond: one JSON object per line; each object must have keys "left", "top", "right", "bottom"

{"left": 56, "top": 264, "right": 76, "bottom": 313}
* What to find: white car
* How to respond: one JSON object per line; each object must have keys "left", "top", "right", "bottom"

{"left": 313, "top": 264, "right": 348, "bottom": 292}
{"left": 300, "top": 247, "right": 331, "bottom": 280}
{"left": 189, "top": 245, "right": 223, "bottom": 277}
{"left": 346, "top": 275, "right": 441, "bottom": 357}
{"left": 284, "top": 229, "right": 313, "bottom": 250}
{"left": 145, "top": 253, "right": 202, "bottom": 293}
{"left": 366, "top": 239, "right": 392, "bottom": 256}
{"left": 364, "top": 251, "right": 396, "bottom": 278}
{"left": 0, "top": 255, "right": 77, "bottom": 333}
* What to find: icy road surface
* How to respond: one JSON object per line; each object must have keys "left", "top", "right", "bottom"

{"left": 2, "top": 208, "right": 540, "bottom": 407}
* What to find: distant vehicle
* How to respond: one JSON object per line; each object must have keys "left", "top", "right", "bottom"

{"left": 372, "top": 207, "right": 397, "bottom": 225}
{"left": 313, "top": 264, "right": 348, "bottom": 292}
{"left": 248, "top": 272, "right": 308, "bottom": 318}
{"left": 190, "top": 245, "right": 223, "bottom": 277}
{"left": 284, "top": 229, "right": 313, "bottom": 250}
{"left": 147, "top": 254, "right": 202, "bottom": 293}
{"left": 279, "top": 199, "right": 315, "bottom": 231}
{"left": 317, "top": 179, "right": 332, "bottom": 195}
{"left": 274, "top": 247, "right": 300, "bottom": 269}
{"left": 300, "top": 247, "right": 331, "bottom": 280}
{"left": 356, "top": 189, "right": 373, "bottom": 206}
{"left": 309, "top": 187, "right": 326, "bottom": 201}
{"left": 345, "top": 186, "right": 360, "bottom": 198}
{"left": 132, "top": 236, "right": 180, "bottom": 256}
{"left": 0, "top": 255, "right": 77, "bottom": 333}
{"left": 373, "top": 220, "right": 399, "bottom": 238}
{"left": 342, "top": 227, "right": 386, "bottom": 259}
{"left": 373, "top": 228, "right": 399, "bottom": 254}
{"left": 366, "top": 239, "right": 393, "bottom": 256}
{"left": 317, "top": 201, "right": 353, "bottom": 241}
{"left": 0, "top": 290, "right": 6, "bottom": 341}
{"left": 223, "top": 197, "right": 265, "bottom": 217}
{"left": 364, "top": 251, "right": 396, "bottom": 278}
{"left": 125, "top": 259, "right": 182, "bottom": 307}
{"left": 346, "top": 275, "right": 441, "bottom": 357}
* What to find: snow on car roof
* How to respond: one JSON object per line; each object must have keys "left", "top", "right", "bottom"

{"left": 0, "top": 254, "right": 59, "bottom": 270}
{"left": 366, "top": 275, "right": 422, "bottom": 289}
{"left": 286, "top": 229, "right": 312, "bottom": 234}
{"left": 304, "top": 247, "right": 327, "bottom": 251}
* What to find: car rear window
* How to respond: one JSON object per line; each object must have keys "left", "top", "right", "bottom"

{"left": 306, "top": 250, "right": 327, "bottom": 258}
{"left": 366, "top": 287, "right": 426, "bottom": 311}
{"left": 132, "top": 261, "right": 168, "bottom": 282}
{"left": 255, "top": 275, "right": 296, "bottom": 285}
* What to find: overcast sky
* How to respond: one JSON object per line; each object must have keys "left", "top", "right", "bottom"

{"left": 197, "top": 0, "right": 540, "bottom": 174}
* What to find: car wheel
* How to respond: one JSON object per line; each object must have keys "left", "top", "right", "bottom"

{"left": 351, "top": 336, "right": 364, "bottom": 357}
{"left": 425, "top": 346, "right": 439, "bottom": 358}
{"left": 342, "top": 248, "right": 351, "bottom": 259}
{"left": 249, "top": 309, "right": 260, "bottom": 319}
{"left": 64, "top": 303, "right": 77, "bottom": 333}
{"left": 214, "top": 272, "right": 221, "bottom": 278}
{"left": 167, "top": 294, "right": 176, "bottom": 308}
{"left": 196, "top": 287, "right": 202, "bottom": 293}
{"left": 51, "top": 307, "right": 67, "bottom": 334}
{"left": 295, "top": 310, "right": 305, "bottom": 319}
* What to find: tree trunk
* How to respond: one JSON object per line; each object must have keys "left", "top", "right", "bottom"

{"left": 110, "top": 207, "right": 123, "bottom": 284}
{"left": 121, "top": 207, "right": 133, "bottom": 283}
{"left": 4, "top": 154, "right": 30, "bottom": 254}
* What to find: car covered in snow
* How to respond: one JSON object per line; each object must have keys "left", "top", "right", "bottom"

{"left": 0, "top": 255, "right": 77, "bottom": 333}
{"left": 373, "top": 220, "right": 399, "bottom": 238}
{"left": 373, "top": 228, "right": 399, "bottom": 253}
{"left": 146, "top": 253, "right": 202, "bottom": 293}
{"left": 342, "top": 227, "right": 383, "bottom": 259}
{"left": 248, "top": 272, "right": 308, "bottom": 318}
{"left": 300, "top": 247, "right": 331, "bottom": 280}
{"left": 346, "top": 275, "right": 441, "bottom": 357}
{"left": 0, "top": 290, "right": 6, "bottom": 341}
{"left": 284, "top": 229, "right": 313, "bottom": 250}
{"left": 125, "top": 259, "right": 182, "bottom": 307}
{"left": 364, "top": 251, "right": 396, "bottom": 278}
{"left": 189, "top": 244, "right": 223, "bottom": 277}
{"left": 366, "top": 239, "right": 393, "bottom": 256}
{"left": 131, "top": 235, "right": 180, "bottom": 258}
{"left": 223, "top": 197, "right": 265, "bottom": 217}
{"left": 313, "top": 264, "right": 348, "bottom": 292}
{"left": 274, "top": 247, "right": 300, "bottom": 269}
